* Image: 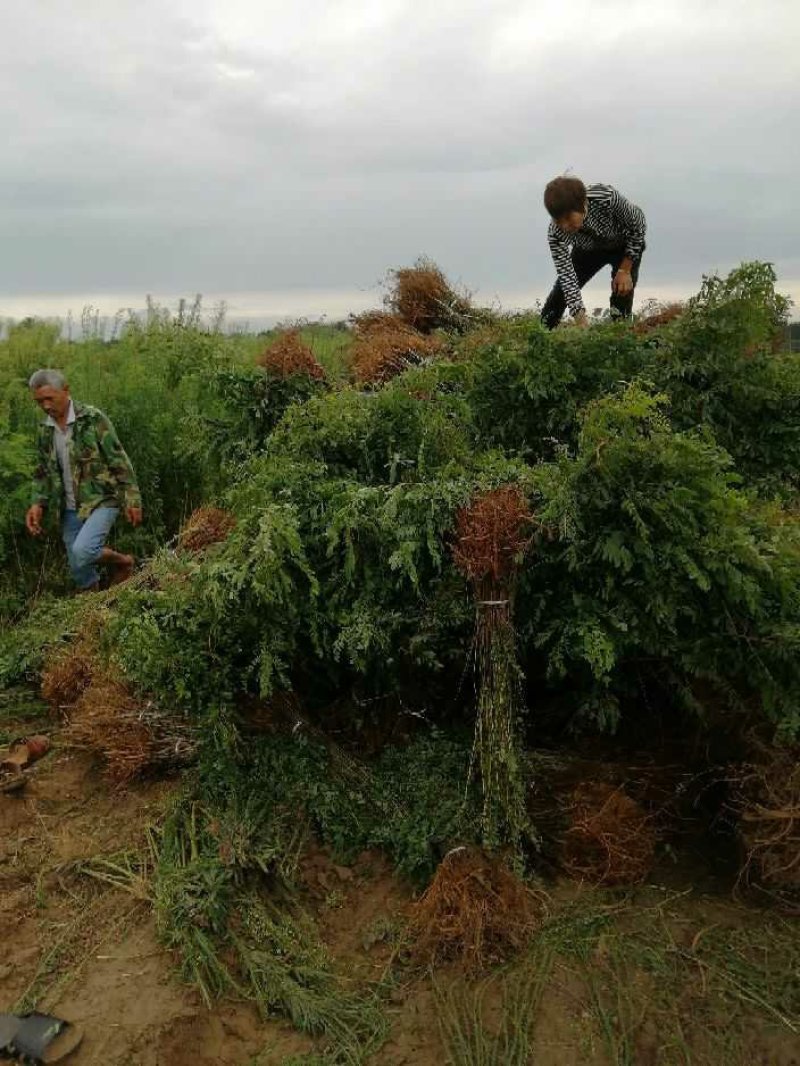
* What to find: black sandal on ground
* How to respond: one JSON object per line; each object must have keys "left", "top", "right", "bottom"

{"left": 0, "top": 1012, "right": 83, "bottom": 1063}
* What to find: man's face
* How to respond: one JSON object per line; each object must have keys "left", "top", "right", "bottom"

{"left": 555, "top": 208, "right": 587, "bottom": 234}
{"left": 33, "top": 384, "right": 71, "bottom": 420}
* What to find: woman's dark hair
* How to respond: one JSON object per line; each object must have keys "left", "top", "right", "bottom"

{"left": 543, "top": 176, "right": 587, "bottom": 219}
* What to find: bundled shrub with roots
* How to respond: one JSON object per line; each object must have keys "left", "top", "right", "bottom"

{"left": 42, "top": 613, "right": 196, "bottom": 784}
{"left": 65, "top": 673, "right": 197, "bottom": 784}
{"left": 560, "top": 781, "right": 656, "bottom": 886}
{"left": 452, "top": 485, "right": 535, "bottom": 848}
{"left": 257, "top": 330, "right": 326, "bottom": 380}
{"left": 385, "top": 257, "right": 473, "bottom": 334}
{"left": 41, "top": 610, "right": 105, "bottom": 714}
{"left": 729, "top": 750, "right": 800, "bottom": 910}
{"left": 178, "top": 506, "right": 237, "bottom": 553}
{"left": 41, "top": 639, "right": 95, "bottom": 714}
{"left": 409, "top": 846, "right": 543, "bottom": 971}
{"left": 349, "top": 312, "right": 444, "bottom": 386}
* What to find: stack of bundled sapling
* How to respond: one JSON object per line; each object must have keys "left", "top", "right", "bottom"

{"left": 385, "top": 256, "right": 474, "bottom": 334}
{"left": 349, "top": 257, "right": 476, "bottom": 385}
{"left": 452, "top": 484, "right": 535, "bottom": 849}
{"left": 349, "top": 311, "right": 444, "bottom": 386}
{"left": 257, "top": 329, "right": 326, "bottom": 381}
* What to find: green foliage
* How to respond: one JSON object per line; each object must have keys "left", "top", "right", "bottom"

{"left": 658, "top": 264, "right": 800, "bottom": 491}
{"left": 0, "top": 594, "right": 89, "bottom": 688}
{"left": 180, "top": 364, "right": 328, "bottom": 472}
{"left": 5, "top": 262, "right": 800, "bottom": 755}
{"left": 152, "top": 797, "right": 387, "bottom": 1063}
{"left": 467, "top": 320, "right": 649, "bottom": 459}
{"left": 199, "top": 729, "right": 481, "bottom": 883}
{"left": 269, "top": 382, "right": 474, "bottom": 485}
{"left": 467, "top": 263, "right": 800, "bottom": 497}
{"left": 520, "top": 384, "right": 800, "bottom": 737}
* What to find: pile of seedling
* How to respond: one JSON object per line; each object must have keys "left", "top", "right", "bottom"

{"left": 3, "top": 258, "right": 800, "bottom": 1058}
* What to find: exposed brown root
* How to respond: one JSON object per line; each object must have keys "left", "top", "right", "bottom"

{"left": 257, "top": 330, "right": 326, "bottom": 380}
{"left": 349, "top": 312, "right": 444, "bottom": 386}
{"left": 560, "top": 781, "right": 656, "bottom": 886}
{"left": 634, "top": 301, "right": 685, "bottom": 333}
{"left": 452, "top": 485, "right": 534, "bottom": 585}
{"left": 408, "top": 846, "right": 544, "bottom": 971}
{"left": 178, "top": 506, "right": 237, "bottom": 553}
{"left": 385, "top": 258, "right": 473, "bottom": 334}
{"left": 41, "top": 642, "right": 95, "bottom": 714}
{"left": 41, "top": 612, "right": 105, "bottom": 714}
{"left": 729, "top": 750, "right": 800, "bottom": 910}
{"left": 64, "top": 674, "right": 196, "bottom": 785}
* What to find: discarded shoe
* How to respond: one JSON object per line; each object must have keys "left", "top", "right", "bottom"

{"left": 0, "top": 1011, "right": 83, "bottom": 1063}
{"left": 0, "top": 735, "right": 51, "bottom": 773}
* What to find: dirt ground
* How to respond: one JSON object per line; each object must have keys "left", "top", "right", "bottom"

{"left": 1, "top": 724, "right": 798, "bottom": 1066}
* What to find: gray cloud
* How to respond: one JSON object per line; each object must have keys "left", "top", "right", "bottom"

{"left": 1, "top": 0, "right": 799, "bottom": 314}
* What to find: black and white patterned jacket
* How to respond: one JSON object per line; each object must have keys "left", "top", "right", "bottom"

{"left": 547, "top": 183, "right": 647, "bottom": 316}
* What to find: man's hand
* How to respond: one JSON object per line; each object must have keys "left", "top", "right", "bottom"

{"left": 26, "top": 504, "right": 44, "bottom": 536}
{"left": 126, "top": 506, "right": 143, "bottom": 527}
{"left": 612, "top": 269, "right": 633, "bottom": 296}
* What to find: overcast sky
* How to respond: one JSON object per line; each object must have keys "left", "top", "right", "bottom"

{"left": 1, "top": 0, "right": 799, "bottom": 323}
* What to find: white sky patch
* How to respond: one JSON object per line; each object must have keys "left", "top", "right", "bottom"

{"left": 0, "top": 0, "right": 798, "bottom": 309}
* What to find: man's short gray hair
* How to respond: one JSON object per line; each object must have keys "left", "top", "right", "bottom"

{"left": 28, "top": 369, "right": 67, "bottom": 390}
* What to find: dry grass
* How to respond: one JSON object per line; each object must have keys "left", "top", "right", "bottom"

{"left": 257, "top": 329, "right": 326, "bottom": 380}
{"left": 350, "top": 312, "right": 444, "bottom": 385}
{"left": 408, "top": 846, "right": 544, "bottom": 971}
{"left": 178, "top": 506, "right": 237, "bottom": 553}
{"left": 560, "top": 781, "right": 656, "bottom": 886}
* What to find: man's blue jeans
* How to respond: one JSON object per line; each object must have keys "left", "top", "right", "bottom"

{"left": 61, "top": 507, "right": 119, "bottom": 589}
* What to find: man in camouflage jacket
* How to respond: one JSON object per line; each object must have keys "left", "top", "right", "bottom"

{"left": 25, "top": 369, "right": 142, "bottom": 590}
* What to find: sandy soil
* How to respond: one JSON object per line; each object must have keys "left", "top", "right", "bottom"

{"left": 1, "top": 729, "right": 797, "bottom": 1066}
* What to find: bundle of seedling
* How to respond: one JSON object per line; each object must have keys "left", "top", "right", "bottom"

{"left": 408, "top": 845, "right": 545, "bottom": 971}
{"left": 452, "top": 484, "right": 535, "bottom": 849}
{"left": 41, "top": 622, "right": 198, "bottom": 783}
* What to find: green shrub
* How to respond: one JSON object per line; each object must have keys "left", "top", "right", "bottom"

{"left": 519, "top": 384, "right": 800, "bottom": 738}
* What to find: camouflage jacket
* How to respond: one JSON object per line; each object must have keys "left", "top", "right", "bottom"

{"left": 31, "top": 401, "right": 141, "bottom": 520}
